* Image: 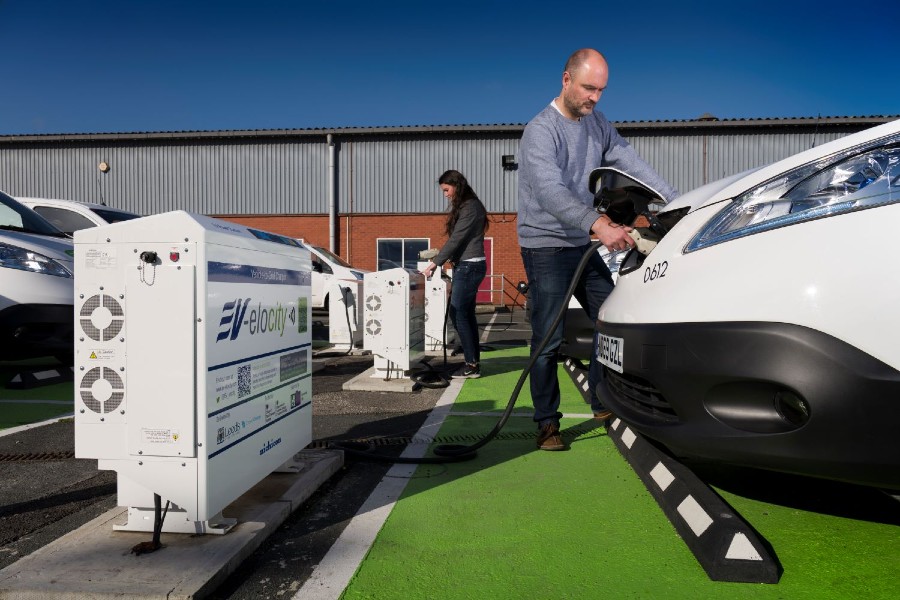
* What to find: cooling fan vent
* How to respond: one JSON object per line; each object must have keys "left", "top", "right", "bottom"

{"left": 365, "top": 294, "right": 382, "bottom": 312}
{"left": 365, "top": 319, "right": 382, "bottom": 336}
{"left": 79, "top": 366, "right": 125, "bottom": 414}
{"left": 79, "top": 294, "right": 125, "bottom": 342}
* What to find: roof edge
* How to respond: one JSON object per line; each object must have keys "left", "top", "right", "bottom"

{"left": 0, "top": 115, "right": 896, "bottom": 143}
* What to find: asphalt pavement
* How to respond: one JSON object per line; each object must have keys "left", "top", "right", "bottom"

{"left": 0, "top": 306, "right": 532, "bottom": 598}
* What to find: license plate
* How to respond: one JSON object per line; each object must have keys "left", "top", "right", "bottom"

{"left": 597, "top": 333, "right": 624, "bottom": 373}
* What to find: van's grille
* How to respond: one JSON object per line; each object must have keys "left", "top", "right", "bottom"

{"left": 605, "top": 369, "right": 679, "bottom": 422}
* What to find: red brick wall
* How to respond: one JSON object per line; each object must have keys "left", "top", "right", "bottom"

{"left": 216, "top": 212, "right": 526, "bottom": 307}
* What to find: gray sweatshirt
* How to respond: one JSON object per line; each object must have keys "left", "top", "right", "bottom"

{"left": 517, "top": 103, "right": 678, "bottom": 248}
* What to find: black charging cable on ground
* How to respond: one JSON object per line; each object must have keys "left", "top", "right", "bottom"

{"left": 328, "top": 240, "right": 605, "bottom": 464}
{"left": 409, "top": 272, "right": 455, "bottom": 389}
{"left": 130, "top": 493, "right": 171, "bottom": 555}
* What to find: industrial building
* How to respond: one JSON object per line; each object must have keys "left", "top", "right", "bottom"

{"left": 0, "top": 114, "right": 894, "bottom": 305}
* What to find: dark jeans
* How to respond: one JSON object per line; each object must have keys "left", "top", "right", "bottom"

{"left": 521, "top": 244, "right": 614, "bottom": 427}
{"left": 449, "top": 260, "right": 487, "bottom": 365}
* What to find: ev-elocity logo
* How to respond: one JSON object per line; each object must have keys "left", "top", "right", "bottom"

{"left": 216, "top": 298, "right": 297, "bottom": 342}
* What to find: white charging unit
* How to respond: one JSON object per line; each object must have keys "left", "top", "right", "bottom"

{"left": 422, "top": 273, "right": 455, "bottom": 351}
{"left": 327, "top": 279, "right": 363, "bottom": 349}
{"left": 73, "top": 211, "right": 312, "bottom": 534}
{"left": 363, "top": 268, "right": 425, "bottom": 378}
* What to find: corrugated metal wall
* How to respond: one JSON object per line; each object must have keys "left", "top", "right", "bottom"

{"left": 0, "top": 124, "right": 873, "bottom": 216}
{"left": 339, "top": 135, "right": 520, "bottom": 214}
{"left": 0, "top": 139, "right": 330, "bottom": 215}
{"left": 627, "top": 130, "right": 848, "bottom": 194}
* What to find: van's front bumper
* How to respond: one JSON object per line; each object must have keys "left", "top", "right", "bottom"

{"left": 0, "top": 304, "right": 74, "bottom": 361}
{"left": 594, "top": 320, "right": 900, "bottom": 490}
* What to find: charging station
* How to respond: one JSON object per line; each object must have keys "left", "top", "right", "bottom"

{"left": 73, "top": 211, "right": 313, "bottom": 534}
{"left": 422, "top": 273, "right": 456, "bottom": 352}
{"left": 327, "top": 279, "right": 363, "bottom": 350}
{"left": 362, "top": 268, "right": 425, "bottom": 378}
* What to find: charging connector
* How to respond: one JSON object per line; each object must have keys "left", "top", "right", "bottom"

{"left": 627, "top": 229, "right": 658, "bottom": 255}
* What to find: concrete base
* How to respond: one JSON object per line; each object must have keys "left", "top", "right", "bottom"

{"left": 0, "top": 449, "right": 344, "bottom": 600}
{"left": 342, "top": 366, "right": 418, "bottom": 393}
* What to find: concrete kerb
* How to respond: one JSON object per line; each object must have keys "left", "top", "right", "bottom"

{"left": 0, "top": 449, "right": 344, "bottom": 600}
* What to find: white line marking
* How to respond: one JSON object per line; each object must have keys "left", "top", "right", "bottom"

{"left": 480, "top": 311, "right": 500, "bottom": 343}
{"left": 576, "top": 373, "right": 585, "bottom": 383}
{"left": 0, "top": 415, "right": 74, "bottom": 438}
{"left": 649, "top": 462, "right": 675, "bottom": 492}
{"left": 677, "top": 495, "right": 714, "bottom": 537}
{"left": 611, "top": 418, "right": 621, "bottom": 430}
{"left": 0, "top": 399, "right": 72, "bottom": 405}
{"left": 294, "top": 377, "right": 463, "bottom": 600}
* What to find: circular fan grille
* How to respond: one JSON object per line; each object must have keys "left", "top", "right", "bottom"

{"left": 365, "top": 294, "right": 382, "bottom": 312}
{"left": 79, "top": 366, "right": 125, "bottom": 414}
{"left": 79, "top": 294, "right": 125, "bottom": 342}
{"left": 365, "top": 319, "right": 382, "bottom": 336}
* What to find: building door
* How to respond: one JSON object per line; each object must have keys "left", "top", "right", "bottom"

{"left": 476, "top": 238, "right": 493, "bottom": 304}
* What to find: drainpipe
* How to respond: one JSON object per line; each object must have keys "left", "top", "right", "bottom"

{"left": 327, "top": 133, "right": 336, "bottom": 253}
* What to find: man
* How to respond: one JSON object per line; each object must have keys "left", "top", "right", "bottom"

{"left": 517, "top": 48, "right": 678, "bottom": 451}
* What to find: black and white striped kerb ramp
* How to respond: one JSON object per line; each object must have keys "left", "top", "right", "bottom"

{"left": 6, "top": 366, "right": 74, "bottom": 389}
{"left": 560, "top": 357, "right": 780, "bottom": 583}
{"left": 606, "top": 416, "right": 782, "bottom": 583}
{"left": 563, "top": 357, "right": 592, "bottom": 403}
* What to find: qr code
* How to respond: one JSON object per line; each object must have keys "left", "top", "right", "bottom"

{"left": 237, "top": 365, "right": 251, "bottom": 398}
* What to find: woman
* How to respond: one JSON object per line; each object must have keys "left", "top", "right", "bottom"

{"left": 421, "top": 170, "right": 488, "bottom": 378}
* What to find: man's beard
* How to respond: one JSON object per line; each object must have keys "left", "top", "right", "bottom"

{"left": 563, "top": 93, "right": 594, "bottom": 117}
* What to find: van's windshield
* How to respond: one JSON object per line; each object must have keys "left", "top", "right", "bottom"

{"left": 0, "top": 192, "right": 70, "bottom": 238}
{"left": 313, "top": 245, "right": 354, "bottom": 268}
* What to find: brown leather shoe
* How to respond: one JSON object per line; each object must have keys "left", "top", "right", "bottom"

{"left": 536, "top": 423, "right": 565, "bottom": 451}
{"left": 593, "top": 409, "right": 613, "bottom": 421}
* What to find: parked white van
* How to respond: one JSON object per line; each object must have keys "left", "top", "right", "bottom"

{"left": 299, "top": 240, "right": 369, "bottom": 309}
{"left": 17, "top": 197, "right": 141, "bottom": 235}
{"left": 0, "top": 191, "right": 75, "bottom": 362}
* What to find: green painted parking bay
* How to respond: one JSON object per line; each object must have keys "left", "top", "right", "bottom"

{"left": 0, "top": 359, "right": 73, "bottom": 430}
{"left": 341, "top": 348, "right": 900, "bottom": 599}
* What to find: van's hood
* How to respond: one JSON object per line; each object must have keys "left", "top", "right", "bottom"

{"left": 660, "top": 168, "right": 761, "bottom": 214}
{"left": 0, "top": 230, "right": 75, "bottom": 267}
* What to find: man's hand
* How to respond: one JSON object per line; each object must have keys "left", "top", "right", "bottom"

{"left": 591, "top": 215, "right": 635, "bottom": 252}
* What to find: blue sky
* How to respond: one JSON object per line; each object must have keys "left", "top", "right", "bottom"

{"left": 1, "top": 0, "right": 898, "bottom": 135}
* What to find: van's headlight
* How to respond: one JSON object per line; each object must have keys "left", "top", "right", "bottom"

{"left": 686, "top": 136, "right": 900, "bottom": 252}
{"left": 0, "top": 242, "right": 72, "bottom": 277}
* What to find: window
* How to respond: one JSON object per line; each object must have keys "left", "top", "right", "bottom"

{"left": 377, "top": 238, "right": 429, "bottom": 271}
{"left": 30, "top": 206, "right": 96, "bottom": 235}
{"left": 90, "top": 207, "right": 141, "bottom": 225}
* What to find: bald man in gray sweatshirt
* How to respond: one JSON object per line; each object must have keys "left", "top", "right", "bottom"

{"left": 518, "top": 48, "right": 678, "bottom": 451}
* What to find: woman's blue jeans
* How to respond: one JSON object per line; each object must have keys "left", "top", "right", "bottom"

{"left": 449, "top": 260, "right": 487, "bottom": 365}
{"left": 520, "top": 244, "right": 614, "bottom": 427}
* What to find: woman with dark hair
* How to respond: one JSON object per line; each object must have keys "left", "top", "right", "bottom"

{"left": 421, "top": 169, "right": 489, "bottom": 378}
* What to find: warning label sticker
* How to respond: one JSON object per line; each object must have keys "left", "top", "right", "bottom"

{"left": 86, "top": 348, "right": 117, "bottom": 360}
{"left": 141, "top": 428, "right": 179, "bottom": 444}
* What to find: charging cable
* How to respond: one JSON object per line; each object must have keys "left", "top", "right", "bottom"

{"left": 329, "top": 240, "right": 604, "bottom": 463}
